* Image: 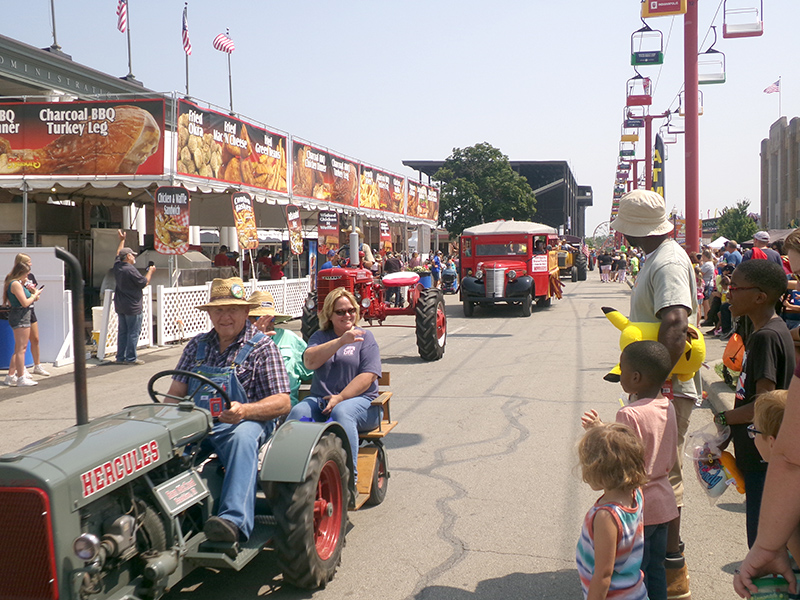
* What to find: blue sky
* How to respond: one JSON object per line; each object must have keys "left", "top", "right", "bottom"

{"left": 2, "top": 0, "right": 796, "bottom": 235}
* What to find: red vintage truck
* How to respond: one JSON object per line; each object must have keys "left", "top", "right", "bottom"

{"left": 459, "top": 221, "right": 563, "bottom": 317}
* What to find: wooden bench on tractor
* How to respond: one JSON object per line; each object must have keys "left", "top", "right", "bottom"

{"left": 299, "top": 371, "right": 396, "bottom": 509}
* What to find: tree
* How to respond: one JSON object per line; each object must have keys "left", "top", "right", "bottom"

{"left": 717, "top": 199, "right": 759, "bottom": 243}
{"left": 433, "top": 143, "right": 537, "bottom": 237}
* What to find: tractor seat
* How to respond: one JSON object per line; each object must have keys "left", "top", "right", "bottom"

{"left": 381, "top": 272, "right": 419, "bottom": 287}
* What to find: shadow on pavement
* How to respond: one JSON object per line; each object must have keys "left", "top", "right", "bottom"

{"left": 415, "top": 570, "right": 582, "bottom": 600}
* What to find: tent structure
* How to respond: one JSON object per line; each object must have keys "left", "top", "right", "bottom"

{"left": 708, "top": 236, "right": 728, "bottom": 249}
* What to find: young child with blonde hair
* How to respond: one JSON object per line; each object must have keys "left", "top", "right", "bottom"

{"left": 576, "top": 423, "right": 648, "bottom": 600}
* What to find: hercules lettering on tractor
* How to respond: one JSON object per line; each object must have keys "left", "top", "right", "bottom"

{"left": 0, "top": 248, "right": 394, "bottom": 600}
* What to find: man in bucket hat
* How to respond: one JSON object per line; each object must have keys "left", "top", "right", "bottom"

{"left": 611, "top": 189, "right": 698, "bottom": 599}
{"left": 165, "top": 278, "right": 291, "bottom": 543}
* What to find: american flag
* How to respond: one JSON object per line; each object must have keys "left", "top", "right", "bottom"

{"left": 764, "top": 79, "right": 781, "bottom": 94}
{"left": 213, "top": 32, "right": 235, "bottom": 54}
{"left": 116, "top": 0, "right": 127, "bottom": 33}
{"left": 182, "top": 5, "right": 192, "bottom": 55}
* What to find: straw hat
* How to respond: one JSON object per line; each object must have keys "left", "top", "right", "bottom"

{"left": 610, "top": 189, "right": 674, "bottom": 237}
{"left": 248, "top": 290, "right": 292, "bottom": 323}
{"left": 343, "top": 226, "right": 363, "bottom": 236}
{"left": 196, "top": 278, "right": 259, "bottom": 311}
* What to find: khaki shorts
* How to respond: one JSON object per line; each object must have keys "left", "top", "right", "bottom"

{"left": 669, "top": 395, "right": 696, "bottom": 507}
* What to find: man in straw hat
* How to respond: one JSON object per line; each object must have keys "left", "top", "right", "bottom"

{"left": 611, "top": 189, "right": 698, "bottom": 599}
{"left": 248, "top": 290, "right": 312, "bottom": 406}
{"left": 165, "top": 278, "right": 291, "bottom": 543}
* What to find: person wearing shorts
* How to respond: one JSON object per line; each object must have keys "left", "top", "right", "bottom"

{"left": 3, "top": 261, "right": 42, "bottom": 387}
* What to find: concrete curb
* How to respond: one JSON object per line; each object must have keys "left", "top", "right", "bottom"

{"left": 700, "top": 358, "right": 736, "bottom": 414}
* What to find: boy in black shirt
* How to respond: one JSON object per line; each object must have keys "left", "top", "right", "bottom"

{"left": 714, "top": 259, "right": 795, "bottom": 547}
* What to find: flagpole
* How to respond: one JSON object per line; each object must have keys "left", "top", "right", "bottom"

{"left": 779, "top": 76, "right": 782, "bottom": 118}
{"left": 227, "top": 52, "right": 233, "bottom": 113}
{"left": 49, "top": 0, "right": 61, "bottom": 52}
{"left": 126, "top": 1, "right": 134, "bottom": 79}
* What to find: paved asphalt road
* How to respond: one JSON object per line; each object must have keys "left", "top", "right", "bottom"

{"left": 0, "top": 276, "right": 746, "bottom": 599}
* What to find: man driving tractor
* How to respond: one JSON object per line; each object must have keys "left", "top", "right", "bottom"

{"left": 166, "top": 277, "right": 291, "bottom": 543}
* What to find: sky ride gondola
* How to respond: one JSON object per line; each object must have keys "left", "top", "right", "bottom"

{"left": 659, "top": 122, "right": 678, "bottom": 144}
{"left": 631, "top": 23, "right": 665, "bottom": 66}
{"left": 698, "top": 27, "right": 726, "bottom": 84}
{"left": 723, "top": 0, "right": 763, "bottom": 38}
{"left": 619, "top": 140, "right": 636, "bottom": 158}
{"left": 679, "top": 90, "right": 704, "bottom": 116}
{"left": 626, "top": 74, "right": 653, "bottom": 106}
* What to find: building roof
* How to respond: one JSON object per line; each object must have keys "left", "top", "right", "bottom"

{"left": 462, "top": 221, "right": 557, "bottom": 236}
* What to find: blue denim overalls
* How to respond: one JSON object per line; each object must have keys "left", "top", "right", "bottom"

{"left": 188, "top": 331, "right": 273, "bottom": 539}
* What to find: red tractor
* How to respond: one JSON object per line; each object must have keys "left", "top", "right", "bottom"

{"left": 301, "top": 265, "right": 447, "bottom": 361}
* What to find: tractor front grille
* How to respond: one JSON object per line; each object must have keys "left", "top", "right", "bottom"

{"left": 0, "top": 488, "right": 58, "bottom": 599}
{"left": 485, "top": 268, "right": 506, "bottom": 297}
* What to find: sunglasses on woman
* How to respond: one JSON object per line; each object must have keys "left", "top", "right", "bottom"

{"left": 333, "top": 308, "right": 357, "bottom": 316}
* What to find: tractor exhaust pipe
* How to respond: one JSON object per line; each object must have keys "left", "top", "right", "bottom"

{"left": 56, "top": 247, "right": 89, "bottom": 426}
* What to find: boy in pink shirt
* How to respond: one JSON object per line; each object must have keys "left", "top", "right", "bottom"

{"left": 582, "top": 341, "right": 678, "bottom": 600}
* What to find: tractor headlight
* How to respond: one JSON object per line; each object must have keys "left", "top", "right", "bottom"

{"left": 74, "top": 533, "right": 101, "bottom": 561}
{"left": 305, "top": 297, "right": 316, "bottom": 310}
{"left": 507, "top": 270, "right": 517, "bottom": 280}
{"left": 361, "top": 297, "right": 371, "bottom": 309}
{"left": 475, "top": 268, "right": 484, "bottom": 280}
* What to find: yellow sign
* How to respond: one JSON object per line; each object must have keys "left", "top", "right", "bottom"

{"left": 642, "top": 0, "right": 687, "bottom": 18}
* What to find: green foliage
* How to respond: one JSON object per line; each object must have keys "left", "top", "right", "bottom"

{"left": 433, "top": 143, "right": 537, "bottom": 238}
{"left": 717, "top": 200, "right": 758, "bottom": 243}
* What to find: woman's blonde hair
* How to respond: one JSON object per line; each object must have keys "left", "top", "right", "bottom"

{"left": 578, "top": 423, "right": 648, "bottom": 492}
{"left": 14, "top": 253, "right": 31, "bottom": 267}
{"left": 319, "top": 287, "right": 360, "bottom": 331}
{"left": 754, "top": 389, "right": 788, "bottom": 438}
{"left": 3, "top": 262, "right": 31, "bottom": 305}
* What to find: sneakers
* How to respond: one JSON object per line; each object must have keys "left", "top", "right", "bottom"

{"left": 204, "top": 516, "right": 239, "bottom": 543}
{"left": 33, "top": 364, "right": 50, "bottom": 376}
{"left": 16, "top": 376, "right": 38, "bottom": 387}
{"left": 4, "top": 374, "right": 17, "bottom": 387}
{"left": 125, "top": 359, "right": 145, "bottom": 365}
{"left": 665, "top": 556, "right": 691, "bottom": 599}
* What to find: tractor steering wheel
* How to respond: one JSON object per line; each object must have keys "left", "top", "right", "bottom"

{"left": 146, "top": 369, "right": 232, "bottom": 412}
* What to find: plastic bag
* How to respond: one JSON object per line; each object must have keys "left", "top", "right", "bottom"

{"left": 685, "top": 421, "right": 745, "bottom": 504}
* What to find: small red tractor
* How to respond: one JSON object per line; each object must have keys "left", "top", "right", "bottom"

{"left": 301, "top": 265, "right": 447, "bottom": 361}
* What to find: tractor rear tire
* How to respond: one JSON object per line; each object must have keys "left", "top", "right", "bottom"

{"left": 463, "top": 299, "right": 474, "bottom": 317}
{"left": 576, "top": 253, "right": 588, "bottom": 281}
{"left": 416, "top": 288, "right": 446, "bottom": 361}
{"left": 367, "top": 443, "right": 388, "bottom": 506}
{"left": 301, "top": 292, "right": 319, "bottom": 342}
{"left": 521, "top": 292, "right": 532, "bottom": 317}
{"left": 273, "top": 433, "right": 349, "bottom": 589}
{"left": 571, "top": 266, "right": 578, "bottom": 282}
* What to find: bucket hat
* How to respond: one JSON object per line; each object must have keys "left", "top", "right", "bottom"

{"left": 248, "top": 290, "right": 292, "bottom": 323}
{"left": 610, "top": 190, "right": 674, "bottom": 237}
{"left": 196, "top": 277, "right": 259, "bottom": 311}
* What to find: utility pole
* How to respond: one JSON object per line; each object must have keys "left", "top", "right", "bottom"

{"left": 684, "top": 0, "right": 700, "bottom": 252}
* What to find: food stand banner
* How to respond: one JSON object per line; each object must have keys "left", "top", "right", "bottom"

{"left": 359, "top": 165, "right": 406, "bottom": 214}
{"left": 154, "top": 186, "right": 190, "bottom": 255}
{"left": 231, "top": 192, "right": 259, "bottom": 250}
{"left": 317, "top": 210, "right": 340, "bottom": 254}
{"left": 286, "top": 204, "right": 303, "bottom": 255}
{"left": 176, "top": 100, "right": 287, "bottom": 193}
{"left": 379, "top": 220, "right": 391, "bottom": 241}
{"left": 292, "top": 141, "right": 358, "bottom": 206}
{"left": 0, "top": 99, "right": 164, "bottom": 176}
{"left": 408, "top": 181, "right": 439, "bottom": 222}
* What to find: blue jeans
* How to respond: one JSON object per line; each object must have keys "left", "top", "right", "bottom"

{"left": 202, "top": 420, "right": 275, "bottom": 539}
{"left": 386, "top": 286, "right": 403, "bottom": 307}
{"left": 117, "top": 312, "right": 143, "bottom": 362}
{"left": 744, "top": 470, "right": 767, "bottom": 548}
{"left": 643, "top": 522, "right": 668, "bottom": 600}
{"left": 288, "top": 395, "right": 382, "bottom": 479}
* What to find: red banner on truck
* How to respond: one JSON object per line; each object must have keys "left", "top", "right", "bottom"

{"left": 0, "top": 99, "right": 164, "bottom": 176}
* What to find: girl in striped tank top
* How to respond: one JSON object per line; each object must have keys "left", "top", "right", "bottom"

{"left": 576, "top": 423, "right": 648, "bottom": 600}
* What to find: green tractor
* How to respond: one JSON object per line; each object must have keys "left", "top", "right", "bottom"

{"left": 0, "top": 249, "right": 372, "bottom": 600}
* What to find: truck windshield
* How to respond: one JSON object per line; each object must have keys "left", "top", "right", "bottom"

{"left": 476, "top": 243, "right": 527, "bottom": 256}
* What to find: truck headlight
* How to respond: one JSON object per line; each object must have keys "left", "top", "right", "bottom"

{"left": 74, "top": 533, "right": 101, "bottom": 561}
{"left": 507, "top": 270, "right": 517, "bottom": 280}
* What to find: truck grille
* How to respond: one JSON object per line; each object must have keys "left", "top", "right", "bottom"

{"left": 485, "top": 268, "right": 506, "bottom": 297}
{"left": 0, "top": 488, "right": 58, "bottom": 599}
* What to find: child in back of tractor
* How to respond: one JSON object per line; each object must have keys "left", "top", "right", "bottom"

{"left": 582, "top": 341, "right": 678, "bottom": 600}
{"left": 576, "top": 423, "right": 649, "bottom": 600}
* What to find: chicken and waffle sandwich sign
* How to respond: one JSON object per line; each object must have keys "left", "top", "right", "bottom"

{"left": 0, "top": 99, "right": 165, "bottom": 176}
{"left": 154, "top": 186, "right": 190, "bottom": 255}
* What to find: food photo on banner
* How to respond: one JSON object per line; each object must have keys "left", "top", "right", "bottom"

{"left": 0, "top": 99, "right": 164, "bottom": 175}
{"left": 359, "top": 165, "right": 406, "bottom": 214}
{"left": 175, "top": 99, "right": 287, "bottom": 192}
{"left": 317, "top": 210, "right": 340, "bottom": 254}
{"left": 292, "top": 141, "right": 358, "bottom": 206}
{"left": 286, "top": 204, "right": 303, "bottom": 255}
{"left": 231, "top": 191, "right": 259, "bottom": 250}
{"left": 426, "top": 185, "right": 439, "bottom": 222}
{"left": 379, "top": 220, "right": 391, "bottom": 251}
{"left": 154, "top": 186, "right": 190, "bottom": 255}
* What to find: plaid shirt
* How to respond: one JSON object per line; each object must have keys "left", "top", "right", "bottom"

{"left": 174, "top": 321, "right": 290, "bottom": 402}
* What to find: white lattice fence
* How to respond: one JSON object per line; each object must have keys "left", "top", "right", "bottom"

{"left": 97, "top": 288, "right": 154, "bottom": 360}
{"left": 252, "top": 277, "right": 310, "bottom": 317}
{"left": 156, "top": 283, "right": 212, "bottom": 346}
